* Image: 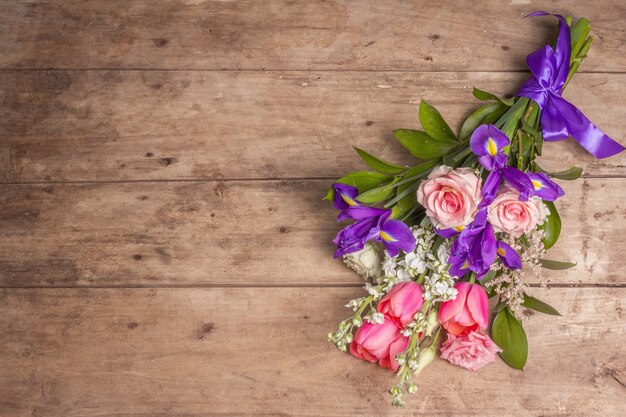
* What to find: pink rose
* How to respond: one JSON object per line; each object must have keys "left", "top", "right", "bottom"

{"left": 377, "top": 281, "right": 424, "bottom": 328}
{"left": 487, "top": 188, "right": 548, "bottom": 238}
{"left": 438, "top": 282, "right": 488, "bottom": 336}
{"left": 416, "top": 166, "right": 482, "bottom": 230}
{"left": 349, "top": 320, "right": 408, "bottom": 371}
{"left": 440, "top": 331, "right": 502, "bottom": 371}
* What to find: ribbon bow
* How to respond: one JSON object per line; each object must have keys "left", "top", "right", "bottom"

{"left": 517, "top": 12, "right": 624, "bottom": 159}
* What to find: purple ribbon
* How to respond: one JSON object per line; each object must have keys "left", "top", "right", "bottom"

{"left": 517, "top": 12, "right": 625, "bottom": 159}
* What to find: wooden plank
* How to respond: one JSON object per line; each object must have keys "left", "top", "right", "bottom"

{"left": 0, "top": 287, "right": 623, "bottom": 416}
{"left": 0, "top": 178, "right": 623, "bottom": 287}
{"left": 0, "top": 71, "right": 624, "bottom": 183}
{"left": 0, "top": 1, "right": 624, "bottom": 72}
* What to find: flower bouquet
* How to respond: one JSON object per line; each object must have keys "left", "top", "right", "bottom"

{"left": 325, "top": 12, "right": 624, "bottom": 406}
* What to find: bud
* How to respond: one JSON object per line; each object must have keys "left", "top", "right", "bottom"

{"left": 344, "top": 333, "right": 353, "bottom": 343}
{"left": 389, "top": 385, "right": 402, "bottom": 396}
{"left": 414, "top": 346, "right": 436, "bottom": 375}
{"left": 424, "top": 309, "right": 439, "bottom": 336}
{"left": 352, "top": 316, "right": 363, "bottom": 327}
{"left": 407, "top": 383, "right": 418, "bottom": 394}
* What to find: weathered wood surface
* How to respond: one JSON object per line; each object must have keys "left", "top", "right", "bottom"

{"left": 1, "top": 71, "right": 624, "bottom": 183}
{"left": 0, "top": 287, "right": 623, "bottom": 417}
{"left": 1, "top": 1, "right": 625, "bottom": 416}
{"left": 0, "top": 178, "right": 623, "bottom": 287}
{"left": 1, "top": 0, "right": 625, "bottom": 72}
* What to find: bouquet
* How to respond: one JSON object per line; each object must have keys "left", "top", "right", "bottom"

{"left": 325, "top": 12, "right": 624, "bottom": 406}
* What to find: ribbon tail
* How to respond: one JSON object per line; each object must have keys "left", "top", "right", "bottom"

{"left": 545, "top": 94, "right": 625, "bottom": 159}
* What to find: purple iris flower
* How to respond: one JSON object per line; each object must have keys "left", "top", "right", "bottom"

{"left": 470, "top": 124, "right": 510, "bottom": 171}
{"left": 470, "top": 124, "right": 538, "bottom": 203}
{"left": 501, "top": 166, "right": 535, "bottom": 201}
{"left": 448, "top": 209, "right": 496, "bottom": 279}
{"left": 331, "top": 184, "right": 416, "bottom": 258}
{"left": 447, "top": 209, "right": 522, "bottom": 278}
{"left": 497, "top": 241, "right": 522, "bottom": 269}
{"left": 363, "top": 211, "right": 417, "bottom": 257}
{"left": 332, "top": 216, "right": 380, "bottom": 257}
{"left": 528, "top": 172, "right": 565, "bottom": 201}
{"left": 332, "top": 183, "right": 387, "bottom": 221}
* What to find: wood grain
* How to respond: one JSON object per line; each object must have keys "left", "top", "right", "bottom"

{"left": 1, "top": 71, "right": 624, "bottom": 183}
{"left": 0, "top": 287, "right": 623, "bottom": 417}
{"left": 0, "top": 178, "right": 623, "bottom": 287}
{"left": 1, "top": 0, "right": 625, "bottom": 72}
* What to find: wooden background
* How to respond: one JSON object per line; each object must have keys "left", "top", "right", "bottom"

{"left": 0, "top": 1, "right": 624, "bottom": 416}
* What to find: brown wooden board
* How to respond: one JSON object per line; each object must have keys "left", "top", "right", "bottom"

{"left": 1, "top": 71, "right": 624, "bottom": 183}
{"left": 0, "top": 287, "right": 623, "bottom": 417}
{"left": 1, "top": 1, "right": 625, "bottom": 72}
{"left": 0, "top": 178, "right": 623, "bottom": 287}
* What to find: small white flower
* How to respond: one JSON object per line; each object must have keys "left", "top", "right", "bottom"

{"left": 382, "top": 254, "right": 398, "bottom": 277}
{"left": 364, "top": 283, "right": 383, "bottom": 299}
{"left": 399, "top": 252, "right": 427, "bottom": 276}
{"left": 366, "top": 312, "right": 385, "bottom": 324}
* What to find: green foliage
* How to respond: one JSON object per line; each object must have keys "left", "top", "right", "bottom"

{"left": 353, "top": 147, "right": 406, "bottom": 175}
{"left": 492, "top": 308, "right": 528, "bottom": 370}
{"left": 323, "top": 171, "right": 390, "bottom": 200}
{"left": 418, "top": 100, "right": 458, "bottom": 143}
{"left": 522, "top": 295, "right": 561, "bottom": 316}
{"left": 460, "top": 102, "right": 508, "bottom": 140}
{"left": 393, "top": 129, "right": 457, "bottom": 160}
{"left": 472, "top": 87, "right": 515, "bottom": 106}
{"left": 541, "top": 201, "right": 561, "bottom": 249}
{"left": 539, "top": 259, "right": 576, "bottom": 270}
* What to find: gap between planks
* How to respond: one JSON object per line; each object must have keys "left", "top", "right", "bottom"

{"left": 1, "top": 283, "right": 624, "bottom": 289}
{"left": 2, "top": 68, "right": 626, "bottom": 74}
{"left": 1, "top": 173, "right": 625, "bottom": 186}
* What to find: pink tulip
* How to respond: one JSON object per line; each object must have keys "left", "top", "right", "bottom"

{"left": 349, "top": 320, "right": 409, "bottom": 371}
{"left": 438, "top": 282, "right": 488, "bottom": 336}
{"left": 377, "top": 281, "right": 424, "bottom": 328}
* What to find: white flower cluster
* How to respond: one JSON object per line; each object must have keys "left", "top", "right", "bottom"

{"left": 382, "top": 226, "right": 435, "bottom": 282}
{"left": 422, "top": 241, "right": 457, "bottom": 303}
{"left": 380, "top": 224, "right": 458, "bottom": 303}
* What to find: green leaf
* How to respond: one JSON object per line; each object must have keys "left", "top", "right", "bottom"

{"left": 480, "top": 270, "right": 497, "bottom": 285}
{"left": 401, "top": 160, "right": 439, "bottom": 179}
{"left": 419, "top": 100, "right": 457, "bottom": 143}
{"left": 353, "top": 147, "right": 406, "bottom": 175}
{"left": 396, "top": 181, "right": 417, "bottom": 213}
{"left": 393, "top": 129, "right": 456, "bottom": 160}
{"left": 459, "top": 102, "right": 508, "bottom": 140}
{"left": 323, "top": 171, "right": 390, "bottom": 200}
{"left": 541, "top": 201, "right": 561, "bottom": 249}
{"left": 442, "top": 146, "right": 472, "bottom": 167}
{"left": 496, "top": 97, "right": 528, "bottom": 139}
{"left": 492, "top": 308, "right": 528, "bottom": 370}
{"left": 472, "top": 88, "right": 515, "bottom": 106}
{"left": 570, "top": 18, "right": 591, "bottom": 62}
{"left": 494, "top": 299, "right": 507, "bottom": 313}
{"left": 356, "top": 177, "right": 400, "bottom": 204}
{"left": 539, "top": 259, "right": 577, "bottom": 270}
{"left": 522, "top": 295, "right": 561, "bottom": 316}
{"left": 549, "top": 166, "right": 583, "bottom": 180}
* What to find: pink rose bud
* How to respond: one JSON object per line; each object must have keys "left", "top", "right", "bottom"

{"left": 440, "top": 331, "right": 502, "bottom": 371}
{"left": 438, "top": 282, "right": 488, "bottom": 336}
{"left": 349, "top": 320, "right": 409, "bottom": 371}
{"left": 377, "top": 281, "right": 425, "bottom": 328}
{"left": 416, "top": 166, "right": 482, "bottom": 230}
